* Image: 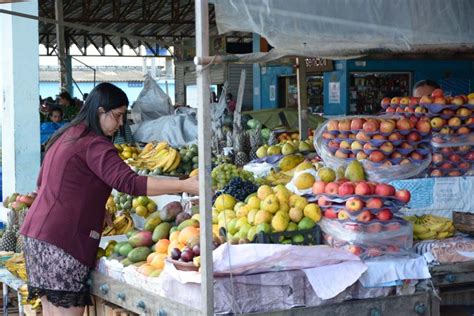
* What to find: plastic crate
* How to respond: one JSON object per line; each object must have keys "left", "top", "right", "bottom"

{"left": 255, "top": 225, "right": 322, "bottom": 245}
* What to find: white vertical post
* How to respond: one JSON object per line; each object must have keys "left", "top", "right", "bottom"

{"left": 195, "top": 0, "right": 213, "bottom": 315}
{"left": 296, "top": 57, "right": 308, "bottom": 139}
{"left": 0, "top": 1, "right": 41, "bottom": 196}
{"left": 55, "top": 0, "right": 69, "bottom": 93}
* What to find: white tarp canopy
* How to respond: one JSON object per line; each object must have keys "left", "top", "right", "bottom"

{"left": 212, "top": 0, "right": 474, "bottom": 59}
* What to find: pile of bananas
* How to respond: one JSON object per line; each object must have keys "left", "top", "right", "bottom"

{"left": 5, "top": 253, "right": 27, "bottom": 281}
{"left": 405, "top": 214, "right": 455, "bottom": 240}
{"left": 103, "top": 212, "right": 134, "bottom": 236}
{"left": 115, "top": 143, "right": 141, "bottom": 160}
{"left": 265, "top": 169, "right": 294, "bottom": 185}
{"left": 18, "top": 284, "right": 41, "bottom": 309}
{"left": 128, "top": 141, "right": 181, "bottom": 175}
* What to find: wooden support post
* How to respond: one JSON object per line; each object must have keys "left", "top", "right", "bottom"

{"left": 296, "top": 57, "right": 308, "bottom": 139}
{"left": 195, "top": 1, "right": 214, "bottom": 315}
{"left": 55, "top": 0, "right": 71, "bottom": 94}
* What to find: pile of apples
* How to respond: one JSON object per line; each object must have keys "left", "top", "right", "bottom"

{"left": 430, "top": 145, "right": 474, "bottom": 177}
{"left": 383, "top": 90, "right": 474, "bottom": 137}
{"left": 322, "top": 117, "right": 431, "bottom": 165}
{"left": 313, "top": 180, "right": 412, "bottom": 258}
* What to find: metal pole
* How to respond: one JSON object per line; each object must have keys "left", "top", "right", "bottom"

{"left": 195, "top": 0, "right": 213, "bottom": 315}
{"left": 296, "top": 57, "right": 308, "bottom": 139}
{"left": 55, "top": 0, "right": 68, "bottom": 93}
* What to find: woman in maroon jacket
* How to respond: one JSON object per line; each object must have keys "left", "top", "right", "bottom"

{"left": 20, "top": 83, "right": 199, "bottom": 315}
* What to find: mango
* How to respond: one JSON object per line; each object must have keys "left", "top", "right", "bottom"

{"left": 298, "top": 217, "right": 316, "bottom": 230}
{"left": 152, "top": 222, "right": 172, "bottom": 242}
{"left": 159, "top": 201, "right": 183, "bottom": 222}
{"left": 143, "top": 212, "right": 162, "bottom": 232}
{"left": 114, "top": 241, "right": 128, "bottom": 254}
{"left": 317, "top": 167, "right": 336, "bottom": 183}
{"left": 128, "top": 247, "right": 152, "bottom": 263}
{"left": 177, "top": 218, "right": 199, "bottom": 231}
{"left": 294, "top": 173, "right": 315, "bottom": 190}
{"left": 345, "top": 160, "right": 365, "bottom": 182}
{"left": 128, "top": 231, "right": 154, "bottom": 247}
{"left": 120, "top": 258, "right": 132, "bottom": 267}
{"left": 118, "top": 243, "right": 134, "bottom": 257}
{"left": 278, "top": 154, "right": 304, "bottom": 171}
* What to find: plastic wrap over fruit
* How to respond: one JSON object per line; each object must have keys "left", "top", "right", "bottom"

{"left": 320, "top": 217, "right": 413, "bottom": 259}
{"left": 314, "top": 116, "right": 431, "bottom": 182}
{"left": 286, "top": 168, "right": 319, "bottom": 195}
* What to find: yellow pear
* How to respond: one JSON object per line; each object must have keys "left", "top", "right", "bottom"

{"left": 257, "top": 185, "right": 274, "bottom": 200}
{"left": 236, "top": 205, "right": 250, "bottom": 218}
{"left": 260, "top": 194, "right": 280, "bottom": 214}
{"left": 289, "top": 207, "right": 304, "bottom": 223}
{"left": 247, "top": 196, "right": 261, "bottom": 210}
{"left": 294, "top": 173, "right": 315, "bottom": 190}
{"left": 272, "top": 211, "right": 290, "bottom": 232}
{"left": 294, "top": 197, "right": 309, "bottom": 210}
{"left": 247, "top": 209, "right": 258, "bottom": 225}
{"left": 256, "top": 146, "right": 268, "bottom": 158}
{"left": 303, "top": 204, "right": 322, "bottom": 222}
{"left": 254, "top": 210, "right": 272, "bottom": 225}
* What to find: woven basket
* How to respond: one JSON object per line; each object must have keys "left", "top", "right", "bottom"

{"left": 453, "top": 211, "right": 474, "bottom": 236}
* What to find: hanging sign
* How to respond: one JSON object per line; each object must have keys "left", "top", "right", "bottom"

{"left": 329, "top": 82, "right": 340, "bottom": 103}
{"left": 305, "top": 58, "right": 333, "bottom": 72}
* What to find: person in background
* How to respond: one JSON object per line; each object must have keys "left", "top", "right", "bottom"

{"left": 39, "top": 97, "right": 55, "bottom": 123}
{"left": 21, "top": 83, "right": 199, "bottom": 315}
{"left": 226, "top": 92, "right": 236, "bottom": 113}
{"left": 82, "top": 93, "right": 89, "bottom": 102}
{"left": 413, "top": 80, "right": 440, "bottom": 98}
{"left": 210, "top": 91, "right": 218, "bottom": 103}
{"left": 58, "top": 91, "right": 79, "bottom": 121}
{"left": 40, "top": 107, "right": 67, "bottom": 145}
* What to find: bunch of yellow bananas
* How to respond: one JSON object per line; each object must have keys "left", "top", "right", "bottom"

{"left": 102, "top": 212, "right": 134, "bottom": 236}
{"left": 265, "top": 169, "right": 294, "bottom": 185}
{"left": 5, "top": 254, "right": 27, "bottom": 281}
{"left": 127, "top": 142, "right": 181, "bottom": 173}
{"left": 18, "top": 284, "right": 40, "bottom": 308}
{"left": 105, "top": 195, "right": 117, "bottom": 215}
{"left": 404, "top": 214, "right": 455, "bottom": 240}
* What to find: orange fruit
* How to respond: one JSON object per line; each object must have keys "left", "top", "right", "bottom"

{"left": 137, "top": 264, "right": 156, "bottom": 276}
{"left": 155, "top": 239, "right": 170, "bottom": 254}
{"left": 150, "top": 253, "right": 167, "bottom": 269}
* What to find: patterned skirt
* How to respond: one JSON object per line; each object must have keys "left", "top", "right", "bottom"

{"left": 24, "top": 237, "right": 93, "bottom": 307}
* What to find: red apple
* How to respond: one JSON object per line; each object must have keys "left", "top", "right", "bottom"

{"left": 459, "top": 162, "right": 471, "bottom": 169}
{"left": 465, "top": 151, "right": 474, "bottom": 160}
{"left": 343, "top": 223, "right": 363, "bottom": 232}
{"left": 448, "top": 117, "right": 462, "bottom": 127}
{"left": 338, "top": 119, "right": 352, "bottom": 131}
{"left": 335, "top": 150, "right": 349, "bottom": 159}
{"left": 407, "top": 131, "right": 421, "bottom": 143}
{"left": 338, "top": 182, "right": 355, "bottom": 196}
{"left": 367, "top": 247, "right": 382, "bottom": 257}
{"left": 375, "top": 183, "right": 396, "bottom": 196}
{"left": 431, "top": 89, "right": 444, "bottom": 98}
{"left": 380, "top": 120, "right": 396, "bottom": 133}
{"left": 345, "top": 197, "right": 365, "bottom": 211}
{"left": 312, "top": 181, "right": 326, "bottom": 195}
{"left": 363, "top": 143, "right": 376, "bottom": 151}
{"left": 356, "top": 210, "right": 373, "bottom": 222}
{"left": 451, "top": 96, "right": 464, "bottom": 106}
{"left": 441, "top": 147, "right": 453, "bottom": 154}
{"left": 348, "top": 245, "right": 362, "bottom": 256}
{"left": 390, "top": 151, "right": 403, "bottom": 159}
{"left": 439, "top": 127, "right": 452, "bottom": 135}
{"left": 390, "top": 97, "right": 400, "bottom": 105}
{"left": 356, "top": 151, "right": 368, "bottom": 160}
{"left": 442, "top": 109, "right": 455, "bottom": 117}
{"left": 400, "top": 142, "right": 413, "bottom": 150}
{"left": 432, "top": 153, "right": 444, "bottom": 164}
{"left": 396, "top": 118, "right": 412, "bottom": 130}
{"left": 380, "top": 142, "right": 394, "bottom": 154}
{"left": 372, "top": 134, "right": 387, "bottom": 141}
{"left": 366, "top": 197, "right": 384, "bottom": 209}
{"left": 420, "top": 95, "right": 433, "bottom": 104}
{"left": 430, "top": 169, "right": 443, "bottom": 177}
{"left": 410, "top": 151, "right": 424, "bottom": 160}
{"left": 386, "top": 107, "right": 396, "bottom": 113}
{"left": 324, "top": 207, "right": 338, "bottom": 219}
{"left": 405, "top": 107, "right": 415, "bottom": 113}
{"left": 388, "top": 132, "right": 403, "bottom": 142}
{"left": 355, "top": 131, "right": 371, "bottom": 142}
{"left": 363, "top": 120, "right": 380, "bottom": 133}
{"left": 365, "top": 222, "right": 383, "bottom": 233}
{"left": 325, "top": 182, "right": 340, "bottom": 195}
{"left": 355, "top": 182, "right": 373, "bottom": 195}
{"left": 416, "top": 118, "right": 432, "bottom": 134}
{"left": 448, "top": 154, "right": 462, "bottom": 163}
{"left": 338, "top": 210, "right": 350, "bottom": 220}
{"left": 400, "top": 97, "right": 410, "bottom": 106}
{"left": 395, "top": 189, "right": 411, "bottom": 203}
{"left": 409, "top": 97, "right": 420, "bottom": 107}
{"left": 351, "top": 141, "right": 363, "bottom": 151}
{"left": 318, "top": 196, "right": 331, "bottom": 206}
{"left": 440, "top": 162, "right": 454, "bottom": 169}
{"left": 384, "top": 222, "right": 401, "bottom": 231}
{"left": 448, "top": 170, "right": 462, "bottom": 177}
{"left": 458, "top": 126, "right": 470, "bottom": 134}
{"left": 376, "top": 209, "right": 393, "bottom": 221}
{"left": 322, "top": 132, "right": 336, "bottom": 140}
{"left": 415, "top": 106, "right": 428, "bottom": 113}
{"left": 381, "top": 97, "right": 391, "bottom": 108}
{"left": 433, "top": 96, "right": 446, "bottom": 105}
{"left": 396, "top": 107, "right": 405, "bottom": 113}
{"left": 327, "top": 120, "right": 339, "bottom": 131}
{"left": 400, "top": 158, "right": 411, "bottom": 165}
{"left": 456, "top": 107, "right": 472, "bottom": 117}
{"left": 350, "top": 118, "right": 366, "bottom": 131}
{"left": 339, "top": 140, "right": 351, "bottom": 150}
{"left": 369, "top": 151, "right": 385, "bottom": 163}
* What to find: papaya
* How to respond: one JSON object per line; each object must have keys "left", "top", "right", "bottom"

{"left": 118, "top": 243, "right": 134, "bottom": 257}
{"left": 132, "top": 261, "right": 147, "bottom": 267}
{"left": 114, "top": 241, "right": 128, "bottom": 254}
{"left": 177, "top": 218, "right": 199, "bottom": 231}
{"left": 127, "top": 247, "right": 152, "bottom": 263}
{"left": 152, "top": 222, "right": 172, "bottom": 242}
{"left": 143, "top": 212, "right": 162, "bottom": 232}
{"left": 128, "top": 231, "right": 154, "bottom": 247}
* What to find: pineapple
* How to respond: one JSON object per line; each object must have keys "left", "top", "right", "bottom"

{"left": 15, "top": 233, "right": 24, "bottom": 253}
{"left": 0, "top": 226, "right": 17, "bottom": 252}
{"left": 233, "top": 127, "right": 249, "bottom": 167}
{"left": 268, "top": 132, "right": 278, "bottom": 146}
{"left": 249, "top": 127, "right": 263, "bottom": 161}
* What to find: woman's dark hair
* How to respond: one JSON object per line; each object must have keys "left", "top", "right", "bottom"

{"left": 46, "top": 83, "right": 128, "bottom": 151}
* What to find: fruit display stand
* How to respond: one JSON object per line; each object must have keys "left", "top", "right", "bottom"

{"left": 0, "top": 268, "right": 26, "bottom": 316}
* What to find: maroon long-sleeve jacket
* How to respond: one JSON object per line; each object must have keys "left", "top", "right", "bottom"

{"left": 20, "top": 124, "right": 147, "bottom": 267}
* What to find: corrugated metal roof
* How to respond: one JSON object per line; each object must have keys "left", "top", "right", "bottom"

{"left": 40, "top": 66, "right": 149, "bottom": 82}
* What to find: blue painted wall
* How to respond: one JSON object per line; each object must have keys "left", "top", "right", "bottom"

{"left": 260, "top": 66, "right": 294, "bottom": 109}
{"left": 323, "top": 59, "right": 474, "bottom": 115}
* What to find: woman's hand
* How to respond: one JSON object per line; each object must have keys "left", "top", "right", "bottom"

{"left": 181, "top": 176, "right": 199, "bottom": 196}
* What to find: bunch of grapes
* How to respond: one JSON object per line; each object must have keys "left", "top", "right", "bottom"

{"left": 221, "top": 177, "right": 258, "bottom": 202}
{"left": 211, "top": 163, "right": 255, "bottom": 189}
